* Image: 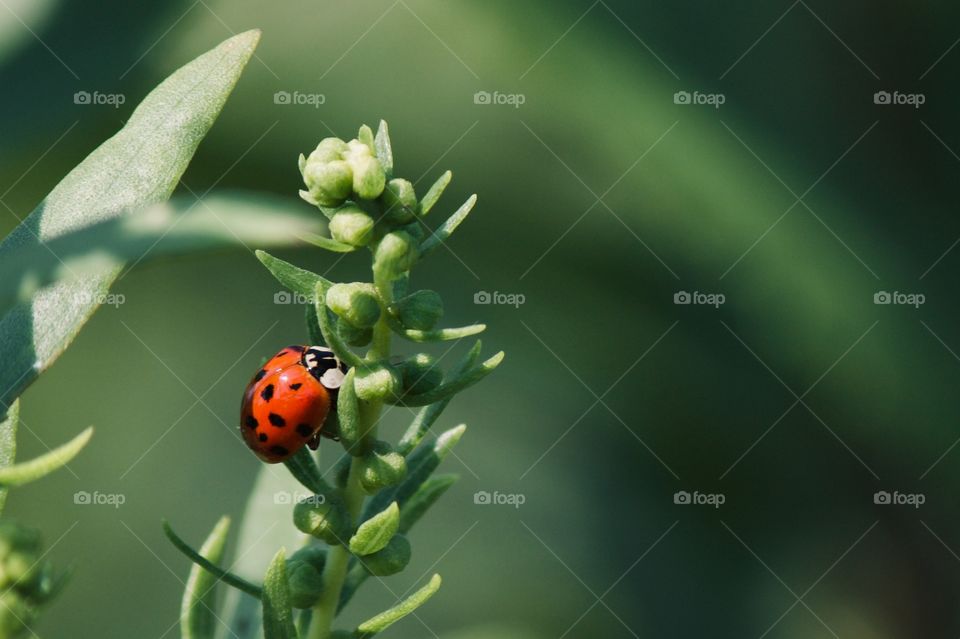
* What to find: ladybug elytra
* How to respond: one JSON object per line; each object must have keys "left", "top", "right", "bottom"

{"left": 240, "top": 345, "right": 349, "bottom": 463}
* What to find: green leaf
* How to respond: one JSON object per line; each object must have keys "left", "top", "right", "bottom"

{"left": 181, "top": 516, "right": 231, "bottom": 639}
{"left": 256, "top": 250, "right": 331, "bottom": 302}
{"left": 0, "top": 193, "right": 327, "bottom": 313}
{"left": 299, "top": 232, "right": 358, "bottom": 253}
{"left": 418, "top": 170, "right": 452, "bottom": 217}
{"left": 283, "top": 447, "right": 330, "bottom": 495}
{"left": 0, "top": 426, "right": 92, "bottom": 487}
{"left": 262, "top": 549, "right": 298, "bottom": 639}
{"left": 419, "top": 194, "right": 477, "bottom": 256}
{"left": 0, "top": 400, "right": 18, "bottom": 513}
{"left": 314, "top": 282, "right": 365, "bottom": 369}
{"left": 397, "top": 341, "right": 482, "bottom": 455}
{"left": 336, "top": 369, "right": 368, "bottom": 456}
{"left": 375, "top": 120, "right": 394, "bottom": 177}
{"left": 163, "top": 520, "right": 263, "bottom": 598}
{"left": 349, "top": 502, "right": 399, "bottom": 556}
{"left": 399, "top": 474, "right": 458, "bottom": 534}
{"left": 388, "top": 351, "right": 505, "bottom": 407}
{"left": 356, "top": 574, "right": 442, "bottom": 636}
{"left": 386, "top": 315, "right": 485, "bottom": 343}
{"left": 0, "top": 30, "right": 261, "bottom": 408}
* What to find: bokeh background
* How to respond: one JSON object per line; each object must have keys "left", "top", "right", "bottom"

{"left": 2, "top": 1, "right": 960, "bottom": 637}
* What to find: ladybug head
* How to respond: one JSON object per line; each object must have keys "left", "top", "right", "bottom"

{"left": 301, "top": 346, "right": 349, "bottom": 390}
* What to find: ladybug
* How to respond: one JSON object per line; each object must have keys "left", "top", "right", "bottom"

{"left": 240, "top": 345, "right": 349, "bottom": 463}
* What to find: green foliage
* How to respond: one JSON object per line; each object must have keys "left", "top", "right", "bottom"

{"left": 348, "top": 502, "right": 399, "bottom": 556}
{"left": 181, "top": 517, "right": 231, "bottom": 639}
{"left": 262, "top": 549, "right": 298, "bottom": 639}
{"left": 0, "top": 426, "right": 92, "bottom": 487}
{"left": 356, "top": 574, "right": 442, "bottom": 636}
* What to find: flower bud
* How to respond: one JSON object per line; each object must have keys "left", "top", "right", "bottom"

{"left": 326, "top": 282, "right": 381, "bottom": 329}
{"left": 288, "top": 546, "right": 327, "bottom": 573}
{"left": 345, "top": 140, "right": 386, "bottom": 200}
{"left": 358, "top": 441, "right": 407, "bottom": 494}
{"left": 374, "top": 231, "right": 419, "bottom": 279}
{"left": 391, "top": 290, "right": 443, "bottom": 330}
{"left": 381, "top": 178, "right": 417, "bottom": 224}
{"left": 337, "top": 320, "right": 373, "bottom": 348}
{"left": 286, "top": 560, "right": 324, "bottom": 608}
{"left": 307, "top": 137, "right": 349, "bottom": 164}
{"left": 396, "top": 353, "right": 444, "bottom": 395}
{"left": 362, "top": 534, "right": 411, "bottom": 576}
{"left": 353, "top": 364, "right": 400, "bottom": 402}
{"left": 293, "top": 496, "right": 350, "bottom": 546}
{"left": 303, "top": 160, "right": 353, "bottom": 207}
{"left": 328, "top": 205, "right": 375, "bottom": 247}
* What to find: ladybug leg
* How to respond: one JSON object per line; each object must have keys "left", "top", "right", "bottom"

{"left": 307, "top": 431, "right": 322, "bottom": 450}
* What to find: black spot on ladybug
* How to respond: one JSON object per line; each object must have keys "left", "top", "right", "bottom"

{"left": 260, "top": 384, "right": 275, "bottom": 402}
{"left": 268, "top": 413, "right": 286, "bottom": 427}
{"left": 270, "top": 445, "right": 289, "bottom": 457}
{"left": 258, "top": 433, "right": 268, "bottom": 442}
{"left": 244, "top": 415, "right": 258, "bottom": 429}
{"left": 254, "top": 369, "right": 267, "bottom": 382}
{"left": 290, "top": 383, "right": 302, "bottom": 390}
{"left": 296, "top": 424, "right": 313, "bottom": 437}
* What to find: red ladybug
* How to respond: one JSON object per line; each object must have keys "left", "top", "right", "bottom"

{"left": 240, "top": 345, "right": 348, "bottom": 463}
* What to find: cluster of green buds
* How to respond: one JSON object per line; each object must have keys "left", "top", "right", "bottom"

{"left": 0, "top": 522, "right": 66, "bottom": 638}
{"left": 165, "top": 121, "right": 502, "bottom": 639}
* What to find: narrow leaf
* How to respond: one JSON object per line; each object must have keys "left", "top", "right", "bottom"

{"left": 299, "top": 232, "right": 357, "bottom": 253}
{"left": 419, "top": 194, "right": 477, "bottom": 255}
{"left": 163, "top": 521, "right": 263, "bottom": 598}
{"left": 418, "top": 170, "right": 452, "bottom": 217}
{"left": 336, "top": 369, "right": 367, "bottom": 455}
{"left": 399, "top": 474, "right": 458, "bottom": 534}
{"left": 262, "top": 549, "right": 298, "bottom": 639}
{"left": 0, "top": 426, "right": 92, "bottom": 487}
{"left": 356, "top": 574, "right": 442, "bottom": 635}
{"left": 256, "top": 250, "right": 330, "bottom": 302}
{"left": 0, "top": 400, "right": 18, "bottom": 513}
{"left": 375, "top": 120, "right": 394, "bottom": 177}
{"left": 387, "top": 316, "right": 485, "bottom": 343}
{"left": 181, "top": 516, "right": 231, "bottom": 639}
{"left": 397, "top": 341, "right": 482, "bottom": 454}
{"left": 0, "top": 30, "right": 261, "bottom": 408}
{"left": 389, "top": 351, "right": 505, "bottom": 407}
{"left": 283, "top": 447, "right": 329, "bottom": 495}
{"left": 349, "top": 502, "right": 399, "bottom": 556}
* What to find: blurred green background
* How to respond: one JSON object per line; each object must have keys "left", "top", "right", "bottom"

{"left": 2, "top": 0, "right": 960, "bottom": 637}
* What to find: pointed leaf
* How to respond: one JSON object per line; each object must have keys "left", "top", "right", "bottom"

{"left": 299, "top": 232, "right": 358, "bottom": 253}
{"left": 0, "top": 30, "right": 261, "bottom": 407}
{"left": 262, "top": 549, "right": 298, "bottom": 639}
{"left": 389, "top": 351, "right": 504, "bottom": 407}
{"left": 387, "top": 315, "right": 485, "bottom": 343}
{"left": 349, "top": 502, "right": 399, "bottom": 556}
{"left": 256, "top": 250, "right": 330, "bottom": 302}
{"left": 375, "top": 120, "right": 394, "bottom": 177}
{"left": 336, "top": 369, "right": 368, "bottom": 456}
{"left": 419, "top": 194, "right": 477, "bottom": 256}
{"left": 0, "top": 426, "right": 92, "bottom": 487}
{"left": 283, "top": 447, "right": 330, "bottom": 495}
{"left": 418, "top": 170, "right": 452, "bottom": 217}
{"left": 356, "top": 574, "right": 442, "bottom": 635}
{"left": 181, "top": 516, "right": 231, "bottom": 639}
{"left": 163, "top": 520, "right": 263, "bottom": 598}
